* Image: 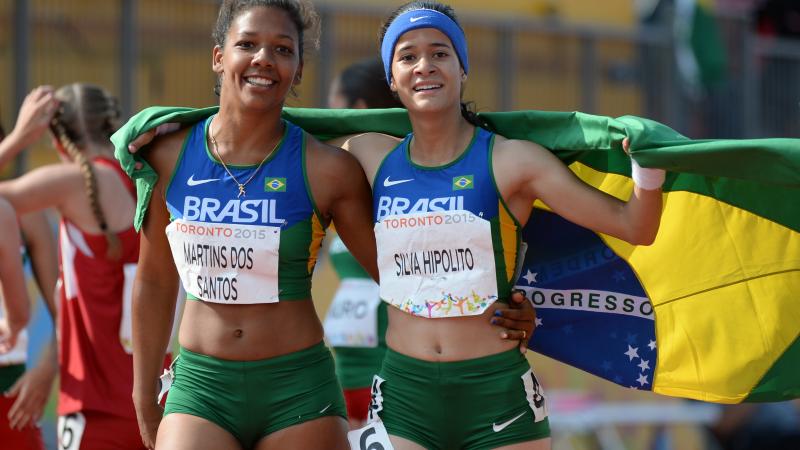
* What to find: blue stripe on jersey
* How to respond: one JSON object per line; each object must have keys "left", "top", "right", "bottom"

{"left": 166, "top": 117, "right": 313, "bottom": 228}
{"left": 373, "top": 127, "right": 499, "bottom": 222}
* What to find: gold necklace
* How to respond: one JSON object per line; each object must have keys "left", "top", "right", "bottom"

{"left": 209, "top": 119, "right": 279, "bottom": 198}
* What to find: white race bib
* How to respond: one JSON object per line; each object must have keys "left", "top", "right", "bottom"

{"left": 119, "top": 263, "right": 136, "bottom": 354}
{"left": 166, "top": 219, "right": 280, "bottom": 304}
{"left": 347, "top": 420, "right": 394, "bottom": 450}
{"left": 323, "top": 279, "right": 381, "bottom": 348}
{"left": 58, "top": 412, "right": 86, "bottom": 450}
{"left": 522, "top": 369, "right": 548, "bottom": 422}
{"left": 375, "top": 210, "right": 498, "bottom": 318}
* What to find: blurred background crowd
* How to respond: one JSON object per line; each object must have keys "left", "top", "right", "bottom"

{"left": 1, "top": 1, "right": 798, "bottom": 449}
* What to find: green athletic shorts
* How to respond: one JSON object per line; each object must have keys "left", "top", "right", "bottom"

{"left": 369, "top": 348, "right": 550, "bottom": 449}
{"left": 164, "top": 341, "right": 347, "bottom": 448}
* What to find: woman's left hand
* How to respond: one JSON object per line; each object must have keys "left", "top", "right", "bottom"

{"left": 492, "top": 290, "right": 536, "bottom": 354}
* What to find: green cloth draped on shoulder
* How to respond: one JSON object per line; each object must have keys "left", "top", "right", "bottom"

{"left": 111, "top": 106, "right": 800, "bottom": 231}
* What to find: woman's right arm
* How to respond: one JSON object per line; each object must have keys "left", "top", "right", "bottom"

{"left": 131, "top": 132, "right": 184, "bottom": 449}
{"left": 0, "top": 198, "right": 30, "bottom": 354}
{"left": 19, "top": 212, "right": 58, "bottom": 317}
{"left": 4, "top": 212, "right": 59, "bottom": 430}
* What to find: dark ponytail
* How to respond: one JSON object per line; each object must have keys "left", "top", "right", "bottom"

{"left": 461, "top": 102, "right": 493, "bottom": 132}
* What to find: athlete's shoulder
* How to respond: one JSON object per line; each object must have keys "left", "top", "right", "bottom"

{"left": 493, "top": 134, "right": 559, "bottom": 168}
{"left": 343, "top": 132, "right": 401, "bottom": 151}
{"left": 340, "top": 132, "right": 400, "bottom": 163}
{"left": 305, "top": 133, "right": 365, "bottom": 178}
{"left": 492, "top": 134, "right": 548, "bottom": 157}
{"left": 303, "top": 133, "right": 372, "bottom": 219}
{"left": 143, "top": 126, "right": 193, "bottom": 185}
{"left": 346, "top": 132, "right": 402, "bottom": 183}
{"left": 492, "top": 135, "right": 561, "bottom": 182}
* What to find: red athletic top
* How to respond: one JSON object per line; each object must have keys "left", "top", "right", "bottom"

{"left": 57, "top": 158, "right": 142, "bottom": 418}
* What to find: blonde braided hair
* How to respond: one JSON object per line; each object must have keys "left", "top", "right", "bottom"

{"left": 50, "top": 84, "right": 122, "bottom": 259}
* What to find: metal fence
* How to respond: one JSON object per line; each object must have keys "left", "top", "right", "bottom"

{"left": 2, "top": 0, "right": 799, "bottom": 171}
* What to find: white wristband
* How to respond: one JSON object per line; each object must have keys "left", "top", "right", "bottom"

{"left": 630, "top": 157, "right": 665, "bottom": 190}
{"left": 154, "top": 122, "right": 181, "bottom": 136}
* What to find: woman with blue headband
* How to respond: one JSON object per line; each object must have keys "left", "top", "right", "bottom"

{"left": 328, "top": 2, "right": 664, "bottom": 449}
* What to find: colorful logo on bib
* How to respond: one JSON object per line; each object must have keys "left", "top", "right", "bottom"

{"left": 453, "top": 175, "right": 474, "bottom": 190}
{"left": 265, "top": 177, "right": 286, "bottom": 192}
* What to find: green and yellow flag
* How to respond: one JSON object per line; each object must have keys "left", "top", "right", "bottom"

{"left": 113, "top": 106, "right": 800, "bottom": 403}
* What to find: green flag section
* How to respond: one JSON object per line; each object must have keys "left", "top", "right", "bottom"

{"left": 112, "top": 106, "right": 800, "bottom": 403}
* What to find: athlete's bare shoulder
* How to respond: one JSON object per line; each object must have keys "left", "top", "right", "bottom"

{"left": 304, "top": 134, "right": 372, "bottom": 220}
{"left": 492, "top": 134, "right": 561, "bottom": 174}
{"left": 334, "top": 132, "right": 401, "bottom": 185}
{"left": 142, "top": 126, "right": 192, "bottom": 187}
{"left": 305, "top": 134, "right": 363, "bottom": 172}
{"left": 492, "top": 134, "right": 550, "bottom": 160}
{"left": 328, "top": 131, "right": 399, "bottom": 155}
{"left": 490, "top": 133, "right": 566, "bottom": 203}
{"left": 339, "top": 132, "right": 400, "bottom": 154}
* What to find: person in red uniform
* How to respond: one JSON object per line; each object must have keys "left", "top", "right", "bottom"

{"left": 0, "top": 83, "right": 169, "bottom": 449}
{"left": 0, "top": 197, "right": 41, "bottom": 450}
{"left": 0, "top": 100, "right": 60, "bottom": 450}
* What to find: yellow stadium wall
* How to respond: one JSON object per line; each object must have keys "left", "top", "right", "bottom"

{"left": 1, "top": 0, "right": 643, "bottom": 171}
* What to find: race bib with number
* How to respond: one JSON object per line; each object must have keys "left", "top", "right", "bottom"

{"left": 323, "top": 279, "right": 381, "bottom": 348}
{"left": 165, "top": 219, "right": 281, "bottom": 304}
{"left": 375, "top": 210, "right": 498, "bottom": 318}
{"left": 58, "top": 412, "right": 86, "bottom": 450}
{"left": 347, "top": 420, "right": 395, "bottom": 450}
{"left": 522, "top": 369, "right": 548, "bottom": 422}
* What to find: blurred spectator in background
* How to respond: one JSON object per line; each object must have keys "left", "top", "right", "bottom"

{"left": 0, "top": 199, "right": 40, "bottom": 450}
{"left": 0, "top": 111, "right": 58, "bottom": 450}
{"left": 5, "top": 211, "right": 58, "bottom": 445}
{"left": 755, "top": 0, "right": 800, "bottom": 38}
{"left": 328, "top": 58, "right": 404, "bottom": 109}
{"left": 637, "top": 0, "right": 730, "bottom": 137}
{"left": 637, "top": 0, "right": 726, "bottom": 97}
{"left": 322, "top": 57, "right": 402, "bottom": 429}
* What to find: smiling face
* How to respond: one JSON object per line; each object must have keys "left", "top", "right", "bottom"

{"left": 389, "top": 27, "right": 464, "bottom": 114}
{"left": 212, "top": 6, "right": 303, "bottom": 112}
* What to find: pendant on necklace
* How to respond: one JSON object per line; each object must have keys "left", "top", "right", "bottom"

{"left": 237, "top": 184, "right": 246, "bottom": 198}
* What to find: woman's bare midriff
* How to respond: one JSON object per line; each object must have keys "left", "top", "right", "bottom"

{"left": 178, "top": 299, "right": 324, "bottom": 361}
{"left": 386, "top": 301, "right": 518, "bottom": 361}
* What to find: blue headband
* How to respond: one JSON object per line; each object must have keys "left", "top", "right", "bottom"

{"left": 380, "top": 9, "right": 469, "bottom": 85}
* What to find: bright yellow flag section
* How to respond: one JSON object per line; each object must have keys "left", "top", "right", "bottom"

{"left": 569, "top": 162, "right": 800, "bottom": 403}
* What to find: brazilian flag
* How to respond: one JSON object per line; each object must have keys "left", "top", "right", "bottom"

{"left": 112, "top": 106, "right": 800, "bottom": 404}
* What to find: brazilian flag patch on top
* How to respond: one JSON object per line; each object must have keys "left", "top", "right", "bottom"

{"left": 265, "top": 177, "right": 286, "bottom": 192}
{"left": 453, "top": 175, "right": 474, "bottom": 190}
